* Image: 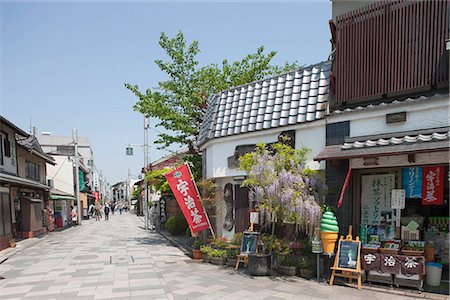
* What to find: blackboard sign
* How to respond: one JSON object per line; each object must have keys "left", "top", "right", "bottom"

{"left": 337, "top": 240, "right": 360, "bottom": 270}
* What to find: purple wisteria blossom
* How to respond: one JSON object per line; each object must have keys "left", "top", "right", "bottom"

{"left": 240, "top": 143, "right": 326, "bottom": 236}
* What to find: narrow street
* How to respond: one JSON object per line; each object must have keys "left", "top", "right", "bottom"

{"left": 0, "top": 213, "right": 433, "bottom": 300}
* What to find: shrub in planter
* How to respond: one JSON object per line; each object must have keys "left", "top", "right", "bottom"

{"left": 226, "top": 248, "right": 240, "bottom": 267}
{"left": 298, "top": 256, "right": 314, "bottom": 279}
{"left": 211, "top": 236, "right": 229, "bottom": 249}
{"left": 209, "top": 248, "right": 227, "bottom": 265}
{"left": 200, "top": 245, "right": 212, "bottom": 263}
{"left": 278, "top": 254, "right": 298, "bottom": 276}
{"left": 164, "top": 215, "right": 189, "bottom": 235}
{"left": 231, "top": 232, "right": 243, "bottom": 246}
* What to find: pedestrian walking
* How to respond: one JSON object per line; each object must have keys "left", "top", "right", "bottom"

{"left": 95, "top": 204, "right": 101, "bottom": 221}
{"left": 70, "top": 206, "right": 78, "bottom": 226}
{"left": 104, "top": 203, "right": 110, "bottom": 220}
{"left": 111, "top": 202, "right": 115, "bottom": 215}
{"left": 88, "top": 204, "right": 95, "bottom": 219}
{"left": 118, "top": 202, "right": 123, "bottom": 215}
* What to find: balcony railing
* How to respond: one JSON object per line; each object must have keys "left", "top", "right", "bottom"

{"left": 333, "top": 0, "right": 449, "bottom": 108}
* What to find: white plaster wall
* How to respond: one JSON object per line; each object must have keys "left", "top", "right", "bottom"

{"left": 0, "top": 126, "right": 18, "bottom": 175}
{"left": 46, "top": 156, "right": 75, "bottom": 195}
{"left": 328, "top": 96, "right": 449, "bottom": 137}
{"left": 204, "top": 121, "right": 326, "bottom": 179}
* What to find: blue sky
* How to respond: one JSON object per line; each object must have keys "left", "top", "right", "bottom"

{"left": 1, "top": 1, "right": 331, "bottom": 185}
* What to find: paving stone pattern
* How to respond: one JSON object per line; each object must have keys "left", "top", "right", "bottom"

{"left": 0, "top": 213, "right": 445, "bottom": 300}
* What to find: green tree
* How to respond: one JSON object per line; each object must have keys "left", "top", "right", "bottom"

{"left": 125, "top": 31, "right": 299, "bottom": 153}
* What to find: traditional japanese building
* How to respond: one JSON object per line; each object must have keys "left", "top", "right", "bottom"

{"left": 198, "top": 61, "right": 331, "bottom": 239}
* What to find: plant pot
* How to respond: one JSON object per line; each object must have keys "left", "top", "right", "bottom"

{"left": 9, "top": 240, "right": 16, "bottom": 248}
{"left": 278, "top": 265, "right": 297, "bottom": 276}
{"left": 192, "top": 249, "right": 202, "bottom": 259}
{"left": 320, "top": 232, "right": 338, "bottom": 254}
{"left": 210, "top": 257, "right": 226, "bottom": 265}
{"left": 299, "top": 268, "right": 314, "bottom": 280}
{"left": 271, "top": 253, "right": 279, "bottom": 270}
{"left": 202, "top": 254, "right": 210, "bottom": 263}
{"left": 248, "top": 253, "right": 271, "bottom": 276}
{"left": 227, "top": 258, "right": 237, "bottom": 268}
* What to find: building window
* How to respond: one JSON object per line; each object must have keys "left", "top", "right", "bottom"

{"left": 25, "top": 160, "right": 40, "bottom": 181}
{"left": 326, "top": 121, "right": 350, "bottom": 146}
{"left": 3, "top": 134, "right": 11, "bottom": 157}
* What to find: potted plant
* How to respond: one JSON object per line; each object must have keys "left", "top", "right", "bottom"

{"left": 209, "top": 248, "right": 227, "bottom": 265}
{"left": 200, "top": 245, "right": 212, "bottom": 263}
{"left": 9, "top": 239, "right": 16, "bottom": 248}
{"left": 191, "top": 237, "right": 203, "bottom": 259}
{"left": 298, "top": 256, "right": 314, "bottom": 279}
{"left": 226, "top": 247, "right": 240, "bottom": 267}
{"left": 278, "top": 254, "right": 298, "bottom": 276}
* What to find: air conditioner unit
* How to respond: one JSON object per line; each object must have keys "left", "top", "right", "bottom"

{"left": 47, "top": 179, "right": 54, "bottom": 188}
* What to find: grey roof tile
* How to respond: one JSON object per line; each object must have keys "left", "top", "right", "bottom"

{"left": 198, "top": 61, "right": 331, "bottom": 145}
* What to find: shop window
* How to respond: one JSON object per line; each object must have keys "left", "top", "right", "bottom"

{"left": 25, "top": 160, "right": 40, "bottom": 181}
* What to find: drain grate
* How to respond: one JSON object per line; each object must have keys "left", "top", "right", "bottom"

{"left": 109, "top": 255, "right": 134, "bottom": 265}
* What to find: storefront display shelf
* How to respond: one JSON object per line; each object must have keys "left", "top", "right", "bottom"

{"left": 394, "top": 273, "right": 423, "bottom": 290}
{"left": 400, "top": 250, "right": 424, "bottom": 256}
{"left": 379, "top": 248, "right": 399, "bottom": 255}
{"left": 366, "top": 270, "right": 394, "bottom": 285}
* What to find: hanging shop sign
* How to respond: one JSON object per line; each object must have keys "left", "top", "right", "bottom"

{"left": 422, "top": 166, "right": 444, "bottom": 206}
{"left": 165, "top": 164, "right": 211, "bottom": 233}
{"left": 401, "top": 167, "right": 422, "bottom": 199}
{"left": 361, "top": 174, "right": 395, "bottom": 225}
{"left": 159, "top": 196, "right": 167, "bottom": 224}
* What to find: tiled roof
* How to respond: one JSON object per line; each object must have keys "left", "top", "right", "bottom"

{"left": 342, "top": 128, "right": 449, "bottom": 150}
{"left": 314, "top": 127, "right": 450, "bottom": 161}
{"left": 330, "top": 92, "right": 448, "bottom": 116}
{"left": 198, "top": 61, "right": 331, "bottom": 146}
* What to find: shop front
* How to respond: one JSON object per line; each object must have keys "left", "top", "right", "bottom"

{"left": 50, "top": 189, "right": 75, "bottom": 229}
{"left": 316, "top": 127, "right": 449, "bottom": 294}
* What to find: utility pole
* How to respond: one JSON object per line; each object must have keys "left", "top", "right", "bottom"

{"left": 144, "top": 116, "right": 149, "bottom": 230}
{"left": 73, "top": 129, "right": 82, "bottom": 225}
{"left": 127, "top": 168, "right": 131, "bottom": 203}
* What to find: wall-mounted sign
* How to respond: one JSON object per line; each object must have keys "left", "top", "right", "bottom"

{"left": 402, "top": 167, "right": 422, "bottom": 199}
{"left": 422, "top": 166, "right": 444, "bottom": 206}
{"left": 391, "top": 189, "right": 406, "bottom": 209}
{"left": 361, "top": 174, "right": 395, "bottom": 225}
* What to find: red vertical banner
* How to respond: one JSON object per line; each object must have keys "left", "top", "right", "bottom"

{"left": 337, "top": 166, "right": 352, "bottom": 208}
{"left": 94, "top": 192, "right": 100, "bottom": 204}
{"left": 422, "top": 166, "right": 444, "bottom": 205}
{"left": 165, "top": 164, "right": 211, "bottom": 233}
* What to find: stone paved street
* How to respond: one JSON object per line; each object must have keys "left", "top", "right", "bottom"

{"left": 0, "top": 213, "right": 445, "bottom": 300}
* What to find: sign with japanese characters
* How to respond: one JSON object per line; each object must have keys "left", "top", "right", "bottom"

{"left": 361, "top": 174, "right": 395, "bottom": 225}
{"left": 391, "top": 189, "right": 406, "bottom": 209}
{"left": 422, "top": 166, "right": 444, "bottom": 206}
{"left": 165, "top": 164, "right": 210, "bottom": 233}
{"left": 402, "top": 167, "right": 422, "bottom": 198}
{"left": 337, "top": 240, "right": 360, "bottom": 270}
